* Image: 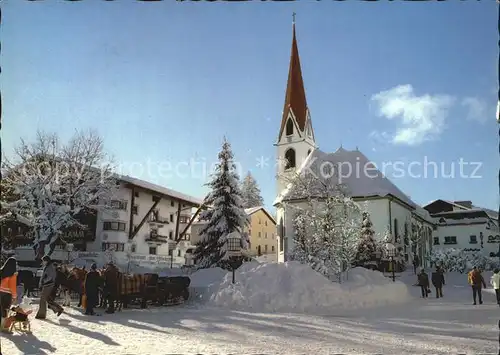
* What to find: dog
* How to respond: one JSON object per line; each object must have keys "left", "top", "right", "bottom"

{"left": 6, "top": 306, "right": 32, "bottom": 333}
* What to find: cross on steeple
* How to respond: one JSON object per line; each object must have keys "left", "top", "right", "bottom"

{"left": 292, "top": 12, "right": 296, "bottom": 24}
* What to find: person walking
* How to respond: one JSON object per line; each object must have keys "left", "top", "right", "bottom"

{"left": 417, "top": 268, "right": 430, "bottom": 298}
{"left": 468, "top": 266, "right": 487, "bottom": 305}
{"left": 36, "top": 255, "right": 64, "bottom": 319}
{"left": 431, "top": 266, "right": 445, "bottom": 298}
{"left": 413, "top": 253, "right": 420, "bottom": 275}
{"left": 0, "top": 257, "right": 18, "bottom": 332}
{"left": 491, "top": 269, "right": 500, "bottom": 305}
{"left": 84, "top": 263, "right": 100, "bottom": 315}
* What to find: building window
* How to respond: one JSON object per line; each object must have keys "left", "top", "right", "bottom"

{"left": 469, "top": 235, "right": 477, "bottom": 244}
{"left": 307, "top": 149, "right": 311, "bottom": 156}
{"left": 110, "top": 200, "right": 127, "bottom": 210}
{"left": 168, "top": 249, "right": 173, "bottom": 256}
{"left": 284, "top": 149, "right": 296, "bottom": 170}
{"left": 134, "top": 191, "right": 139, "bottom": 198}
{"left": 286, "top": 118, "right": 294, "bottom": 136}
{"left": 177, "top": 249, "right": 181, "bottom": 257}
{"left": 259, "top": 219, "right": 262, "bottom": 224}
{"left": 185, "top": 233, "right": 191, "bottom": 241}
{"left": 444, "top": 236, "right": 457, "bottom": 245}
{"left": 265, "top": 245, "right": 268, "bottom": 252}
{"left": 179, "top": 216, "right": 189, "bottom": 224}
{"left": 103, "top": 221, "right": 126, "bottom": 231}
{"left": 171, "top": 201, "right": 175, "bottom": 207}
{"left": 265, "top": 221, "right": 268, "bottom": 226}
{"left": 132, "top": 205, "right": 138, "bottom": 215}
{"left": 433, "top": 237, "right": 440, "bottom": 245}
{"left": 265, "top": 232, "right": 268, "bottom": 239}
{"left": 258, "top": 232, "right": 261, "bottom": 238}
{"left": 149, "top": 247, "right": 157, "bottom": 255}
{"left": 131, "top": 244, "right": 136, "bottom": 253}
{"left": 102, "top": 243, "right": 125, "bottom": 252}
{"left": 170, "top": 214, "right": 174, "bottom": 223}
{"left": 272, "top": 245, "right": 275, "bottom": 252}
{"left": 169, "top": 231, "right": 173, "bottom": 240}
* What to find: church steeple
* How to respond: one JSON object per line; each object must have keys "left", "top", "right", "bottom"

{"left": 275, "top": 15, "right": 316, "bottom": 198}
{"left": 277, "top": 16, "right": 310, "bottom": 141}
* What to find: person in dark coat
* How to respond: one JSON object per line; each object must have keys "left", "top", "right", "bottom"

{"left": 103, "top": 262, "right": 119, "bottom": 314}
{"left": 84, "top": 263, "right": 100, "bottom": 315}
{"left": 431, "top": 266, "right": 445, "bottom": 298}
{"left": 412, "top": 253, "right": 420, "bottom": 275}
{"left": 35, "top": 255, "right": 63, "bottom": 319}
{"left": 469, "top": 266, "right": 487, "bottom": 305}
{"left": 417, "top": 268, "right": 430, "bottom": 298}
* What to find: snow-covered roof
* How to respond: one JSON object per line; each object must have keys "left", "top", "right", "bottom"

{"left": 117, "top": 174, "right": 202, "bottom": 206}
{"left": 275, "top": 147, "right": 417, "bottom": 209}
{"left": 244, "top": 206, "right": 262, "bottom": 215}
{"left": 194, "top": 206, "right": 276, "bottom": 225}
{"left": 244, "top": 206, "right": 276, "bottom": 225}
{"left": 424, "top": 199, "right": 471, "bottom": 211}
{"left": 425, "top": 199, "right": 498, "bottom": 221}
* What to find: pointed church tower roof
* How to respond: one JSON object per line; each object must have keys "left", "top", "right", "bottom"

{"left": 278, "top": 17, "right": 309, "bottom": 139}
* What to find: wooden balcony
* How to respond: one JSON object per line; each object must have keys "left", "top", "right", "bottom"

{"left": 144, "top": 232, "right": 169, "bottom": 243}
{"left": 148, "top": 215, "right": 170, "bottom": 224}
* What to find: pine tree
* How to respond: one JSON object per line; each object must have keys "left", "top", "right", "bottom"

{"left": 355, "top": 212, "right": 377, "bottom": 265}
{"left": 193, "top": 138, "right": 250, "bottom": 268}
{"left": 240, "top": 172, "right": 264, "bottom": 208}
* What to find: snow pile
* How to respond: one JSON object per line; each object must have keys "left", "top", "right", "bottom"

{"left": 190, "top": 267, "right": 229, "bottom": 287}
{"left": 254, "top": 254, "right": 278, "bottom": 263}
{"left": 207, "top": 261, "right": 411, "bottom": 314}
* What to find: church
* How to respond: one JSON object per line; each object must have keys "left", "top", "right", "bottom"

{"left": 273, "top": 20, "right": 436, "bottom": 267}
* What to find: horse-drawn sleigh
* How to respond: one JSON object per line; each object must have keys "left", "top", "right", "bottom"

{"left": 17, "top": 264, "right": 191, "bottom": 311}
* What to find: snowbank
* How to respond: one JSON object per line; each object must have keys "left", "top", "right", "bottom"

{"left": 190, "top": 267, "right": 229, "bottom": 287}
{"left": 206, "top": 261, "right": 411, "bottom": 314}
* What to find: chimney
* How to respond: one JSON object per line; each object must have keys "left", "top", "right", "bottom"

{"left": 454, "top": 200, "right": 472, "bottom": 209}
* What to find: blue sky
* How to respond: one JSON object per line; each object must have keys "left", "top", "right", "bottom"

{"left": 3, "top": 1, "right": 498, "bottom": 211}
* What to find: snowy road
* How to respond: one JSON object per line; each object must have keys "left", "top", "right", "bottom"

{"left": 1, "top": 275, "right": 499, "bottom": 354}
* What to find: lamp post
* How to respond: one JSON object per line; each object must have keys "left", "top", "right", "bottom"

{"left": 226, "top": 232, "right": 242, "bottom": 284}
{"left": 386, "top": 242, "right": 396, "bottom": 282}
{"left": 66, "top": 243, "right": 74, "bottom": 265}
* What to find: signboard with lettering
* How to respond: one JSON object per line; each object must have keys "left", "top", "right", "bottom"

{"left": 487, "top": 235, "right": 500, "bottom": 243}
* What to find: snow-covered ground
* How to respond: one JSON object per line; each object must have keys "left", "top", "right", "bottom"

{"left": 2, "top": 268, "right": 499, "bottom": 354}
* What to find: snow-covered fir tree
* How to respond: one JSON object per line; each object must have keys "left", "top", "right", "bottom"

{"left": 193, "top": 138, "right": 250, "bottom": 268}
{"left": 285, "top": 168, "right": 362, "bottom": 280}
{"left": 240, "top": 171, "right": 264, "bottom": 208}
{"left": 1, "top": 130, "right": 118, "bottom": 259}
{"left": 354, "top": 212, "right": 377, "bottom": 265}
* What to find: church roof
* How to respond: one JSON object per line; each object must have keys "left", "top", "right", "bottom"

{"left": 278, "top": 22, "right": 309, "bottom": 140}
{"left": 274, "top": 147, "right": 418, "bottom": 209}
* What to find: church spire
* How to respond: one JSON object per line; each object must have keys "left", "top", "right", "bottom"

{"left": 278, "top": 15, "right": 309, "bottom": 140}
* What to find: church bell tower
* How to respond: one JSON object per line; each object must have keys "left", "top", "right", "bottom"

{"left": 275, "top": 15, "right": 316, "bottom": 197}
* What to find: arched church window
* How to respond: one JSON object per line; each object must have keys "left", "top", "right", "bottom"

{"left": 284, "top": 149, "right": 296, "bottom": 170}
{"left": 286, "top": 119, "right": 294, "bottom": 136}
{"left": 394, "top": 218, "right": 399, "bottom": 242}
